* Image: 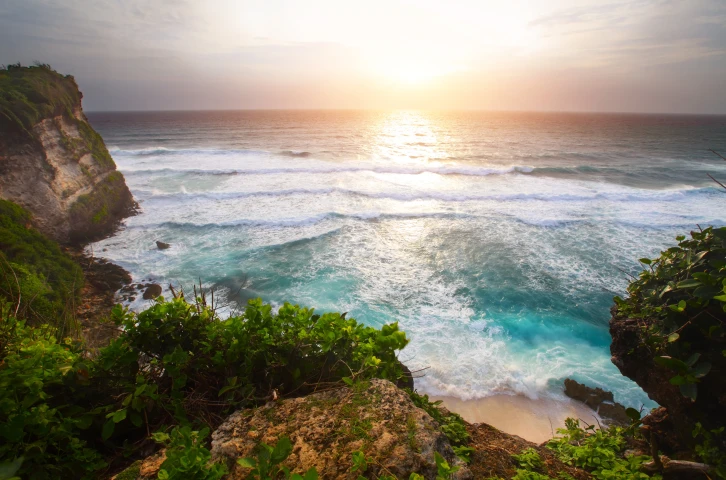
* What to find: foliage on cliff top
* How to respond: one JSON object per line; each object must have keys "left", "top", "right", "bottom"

{"left": 0, "top": 63, "right": 81, "bottom": 137}
{"left": 0, "top": 292, "right": 410, "bottom": 478}
{"left": 0, "top": 199, "right": 83, "bottom": 330}
{"left": 613, "top": 226, "right": 725, "bottom": 401}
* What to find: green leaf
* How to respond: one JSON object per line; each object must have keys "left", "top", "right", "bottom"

{"left": 112, "top": 409, "right": 127, "bottom": 423}
{"left": 130, "top": 412, "right": 143, "bottom": 427}
{"left": 668, "top": 332, "right": 680, "bottom": 343}
{"left": 102, "top": 419, "right": 115, "bottom": 440}
{"left": 694, "top": 285, "right": 721, "bottom": 299}
{"left": 0, "top": 457, "right": 24, "bottom": 480}
{"left": 691, "top": 362, "right": 711, "bottom": 378}
{"left": 654, "top": 356, "right": 688, "bottom": 371}
{"left": 625, "top": 408, "right": 641, "bottom": 422}
{"left": 303, "top": 468, "right": 319, "bottom": 480}
{"left": 270, "top": 436, "right": 293, "bottom": 465}
{"left": 237, "top": 458, "right": 257, "bottom": 468}
{"left": 639, "top": 258, "right": 652, "bottom": 265}
{"left": 677, "top": 279, "right": 701, "bottom": 289}
{"left": 342, "top": 377, "right": 354, "bottom": 386}
{"left": 685, "top": 353, "right": 701, "bottom": 367}
{"left": 679, "top": 383, "right": 697, "bottom": 401}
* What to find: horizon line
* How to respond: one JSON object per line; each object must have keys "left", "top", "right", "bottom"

{"left": 84, "top": 107, "right": 726, "bottom": 116}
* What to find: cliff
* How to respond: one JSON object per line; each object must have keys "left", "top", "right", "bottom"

{"left": 0, "top": 64, "right": 134, "bottom": 245}
{"left": 609, "top": 226, "right": 726, "bottom": 470}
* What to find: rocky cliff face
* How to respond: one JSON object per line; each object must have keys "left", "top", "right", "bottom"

{"left": 117, "top": 380, "right": 590, "bottom": 480}
{"left": 0, "top": 65, "right": 134, "bottom": 244}
{"left": 610, "top": 307, "right": 724, "bottom": 452}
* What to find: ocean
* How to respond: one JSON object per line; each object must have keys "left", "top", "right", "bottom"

{"left": 87, "top": 110, "right": 726, "bottom": 409}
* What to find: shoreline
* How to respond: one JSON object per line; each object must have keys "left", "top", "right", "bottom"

{"left": 432, "top": 393, "right": 601, "bottom": 444}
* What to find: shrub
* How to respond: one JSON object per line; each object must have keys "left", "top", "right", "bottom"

{"left": 152, "top": 426, "right": 227, "bottom": 480}
{"left": 0, "top": 200, "right": 83, "bottom": 331}
{"left": 0, "top": 315, "right": 106, "bottom": 479}
{"left": 0, "top": 294, "right": 410, "bottom": 476}
{"left": 0, "top": 64, "right": 81, "bottom": 138}
{"left": 546, "top": 419, "right": 659, "bottom": 480}
{"left": 614, "top": 226, "right": 725, "bottom": 401}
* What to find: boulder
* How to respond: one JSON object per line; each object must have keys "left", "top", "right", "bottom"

{"left": 564, "top": 378, "right": 613, "bottom": 409}
{"left": 563, "top": 378, "right": 629, "bottom": 425}
{"left": 210, "top": 379, "right": 471, "bottom": 479}
{"left": 142, "top": 284, "right": 162, "bottom": 300}
{"left": 156, "top": 241, "right": 170, "bottom": 250}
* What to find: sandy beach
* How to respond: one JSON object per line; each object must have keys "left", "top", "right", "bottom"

{"left": 433, "top": 394, "right": 602, "bottom": 444}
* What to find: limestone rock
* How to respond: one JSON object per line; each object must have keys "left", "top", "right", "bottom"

{"left": 0, "top": 66, "right": 135, "bottom": 245}
{"left": 210, "top": 379, "right": 471, "bottom": 479}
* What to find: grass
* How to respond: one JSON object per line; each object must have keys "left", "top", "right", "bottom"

{"left": 0, "top": 63, "right": 81, "bottom": 138}
{"left": 0, "top": 199, "right": 83, "bottom": 330}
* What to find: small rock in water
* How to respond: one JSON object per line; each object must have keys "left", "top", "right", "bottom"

{"left": 564, "top": 378, "right": 613, "bottom": 409}
{"left": 143, "top": 284, "right": 163, "bottom": 299}
{"left": 156, "top": 241, "right": 171, "bottom": 250}
{"left": 564, "top": 378, "right": 630, "bottom": 425}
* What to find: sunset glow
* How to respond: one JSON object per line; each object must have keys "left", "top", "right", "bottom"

{"left": 1, "top": 0, "right": 724, "bottom": 112}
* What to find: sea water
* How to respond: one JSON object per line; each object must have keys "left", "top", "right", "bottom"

{"left": 87, "top": 110, "right": 726, "bottom": 408}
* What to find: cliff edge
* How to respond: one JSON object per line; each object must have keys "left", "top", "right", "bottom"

{"left": 0, "top": 63, "right": 134, "bottom": 244}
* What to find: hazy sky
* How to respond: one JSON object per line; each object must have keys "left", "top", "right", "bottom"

{"left": 1, "top": 0, "right": 725, "bottom": 113}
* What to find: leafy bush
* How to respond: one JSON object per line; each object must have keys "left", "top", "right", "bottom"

{"left": 0, "top": 64, "right": 81, "bottom": 138}
{"left": 238, "top": 436, "right": 317, "bottom": 480}
{"left": 0, "top": 294, "right": 410, "bottom": 476}
{"left": 0, "top": 315, "right": 105, "bottom": 479}
{"left": 512, "top": 448, "right": 545, "bottom": 471}
{"left": 546, "top": 419, "right": 660, "bottom": 480}
{"left": 0, "top": 200, "right": 83, "bottom": 331}
{"left": 614, "top": 227, "right": 726, "bottom": 401}
{"left": 152, "top": 426, "right": 226, "bottom": 480}
{"left": 96, "top": 296, "right": 409, "bottom": 439}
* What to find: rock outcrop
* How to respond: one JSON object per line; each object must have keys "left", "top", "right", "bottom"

{"left": 211, "top": 379, "right": 471, "bottom": 479}
{"left": 0, "top": 65, "right": 135, "bottom": 244}
{"left": 610, "top": 307, "right": 725, "bottom": 451}
{"left": 563, "top": 378, "right": 630, "bottom": 425}
{"left": 116, "top": 379, "right": 592, "bottom": 480}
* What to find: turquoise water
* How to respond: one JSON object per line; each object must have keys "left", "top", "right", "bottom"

{"left": 87, "top": 110, "right": 726, "bottom": 408}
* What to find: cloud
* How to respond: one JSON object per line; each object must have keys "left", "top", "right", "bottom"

{"left": 1, "top": 0, "right": 724, "bottom": 112}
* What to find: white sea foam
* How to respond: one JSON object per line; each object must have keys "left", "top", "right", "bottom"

{"left": 121, "top": 164, "right": 535, "bottom": 177}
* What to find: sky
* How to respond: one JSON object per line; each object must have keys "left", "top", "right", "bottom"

{"left": 1, "top": 0, "right": 725, "bottom": 113}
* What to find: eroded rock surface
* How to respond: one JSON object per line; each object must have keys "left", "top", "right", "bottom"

{"left": 563, "top": 378, "right": 630, "bottom": 425}
{"left": 0, "top": 70, "right": 135, "bottom": 244}
{"left": 211, "top": 379, "right": 471, "bottom": 479}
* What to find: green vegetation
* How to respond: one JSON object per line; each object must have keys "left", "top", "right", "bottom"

{"left": 152, "top": 427, "right": 227, "bottom": 480}
{"left": 0, "top": 291, "right": 409, "bottom": 478}
{"left": 406, "top": 389, "right": 471, "bottom": 460}
{"left": 614, "top": 226, "right": 726, "bottom": 401}
{"left": 348, "top": 448, "right": 457, "bottom": 480}
{"left": 0, "top": 200, "right": 82, "bottom": 332}
{"left": 0, "top": 64, "right": 117, "bottom": 173}
{"left": 614, "top": 227, "right": 726, "bottom": 476}
{"left": 238, "top": 436, "right": 317, "bottom": 480}
{"left": 77, "top": 118, "right": 116, "bottom": 168}
{"left": 546, "top": 419, "right": 659, "bottom": 480}
{"left": 0, "top": 63, "right": 81, "bottom": 137}
{"left": 512, "top": 448, "right": 545, "bottom": 471}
